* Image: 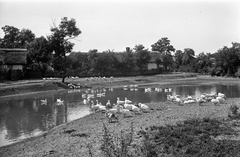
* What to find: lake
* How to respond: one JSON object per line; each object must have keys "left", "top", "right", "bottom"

{"left": 0, "top": 84, "right": 240, "bottom": 147}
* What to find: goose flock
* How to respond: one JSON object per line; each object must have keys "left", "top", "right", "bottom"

{"left": 167, "top": 92, "right": 227, "bottom": 105}
{"left": 84, "top": 96, "right": 150, "bottom": 123}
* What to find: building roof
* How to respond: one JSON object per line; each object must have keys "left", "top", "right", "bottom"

{"left": 0, "top": 48, "right": 27, "bottom": 65}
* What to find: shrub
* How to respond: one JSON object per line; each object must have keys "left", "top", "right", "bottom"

{"left": 228, "top": 103, "right": 240, "bottom": 119}
{"left": 100, "top": 123, "right": 134, "bottom": 157}
{"left": 235, "top": 67, "right": 240, "bottom": 78}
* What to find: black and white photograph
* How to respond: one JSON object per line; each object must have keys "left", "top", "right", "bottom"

{"left": 0, "top": 0, "right": 240, "bottom": 156}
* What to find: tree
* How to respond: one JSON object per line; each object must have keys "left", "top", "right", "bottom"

{"left": 0, "top": 25, "right": 35, "bottom": 48}
{"left": 94, "top": 52, "right": 110, "bottom": 76}
{"left": 27, "top": 36, "right": 52, "bottom": 76}
{"left": 134, "top": 44, "right": 151, "bottom": 74}
{"left": 174, "top": 50, "right": 183, "bottom": 69}
{"left": 18, "top": 29, "right": 35, "bottom": 48}
{"left": 121, "top": 48, "right": 135, "bottom": 74}
{"left": 49, "top": 17, "right": 81, "bottom": 82}
{"left": 182, "top": 48, "right": 195, "bottom": 65}
{"left": 214, "top": 43, "right": 240, "bottom": 76}
{"left": 195, "top": 52, "right": 213, "bottom": 74}
{"left": 162, "top": 54, "right": 174, "bottom": 71}
{"left": 151, "top": 37, "right": 175, "bottom": 55}
{"left": 0, "top": 25, "right": 20, "bottom": 48}
{"left": 151, "top": 37, "right": 175, "bottom": 71}
{"left": 87, "top": 49, "right": 98, "bottom": 75}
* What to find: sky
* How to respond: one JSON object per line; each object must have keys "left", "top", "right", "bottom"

{"left": 0, "top": 0, "right": 240, "bottom": 55}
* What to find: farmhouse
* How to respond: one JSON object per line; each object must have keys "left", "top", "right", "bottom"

{"left": 0, "top": 48, "right": 27, "bottom": 80}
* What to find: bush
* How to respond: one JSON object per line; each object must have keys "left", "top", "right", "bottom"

{"left": 100, "top": 123, "right": 134, "bottom": 157}
{"left": 228, "top": 103, "right": 240, "bottom": 119}
{"left": 235, "top": 67, "right": 240, "bottom": 78}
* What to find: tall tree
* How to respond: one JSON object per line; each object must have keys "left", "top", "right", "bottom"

{"left": 49, "top": 17, "right": 81, "bottom": 82}
{"left": 182, "top": 48, "right": 195, "bottom": 65}
{"left": 121, "top": 48, "right": 135, "bottom": 74}
{"left": 0, "top": 25, "right": 35, "bottom": 48}
{"left": 195, "top": 52, "right": 213, "bottom": 74}
{"left": 151, "top": 37, "right": 175, "bottom": 55}
{"left": 19, "top": 29, "right": 35, "bottom": 48}
{"left": 174, "top": 50, "right": 183, "bottom": 69}
{"left": 134, "top": 44, "right": 151, "bottom": 74}
{"left": 27, "top": 36, "right": 52, "bottom": 75}
{"left": 214, "top": 43, "right": 240, "bottom": 76}
{"left": 94, "top": 52, "right": 111, "bottom": 76}
{"left": 151, "top": 37, "right": 175, "bottom": 71}
{"left": 0, "top": 25, "right": 20, "bottom": 48}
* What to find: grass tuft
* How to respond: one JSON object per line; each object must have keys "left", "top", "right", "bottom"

{"left": 100, "top": 122, "right": 134, "bottom": 157}
{"left": 228, "top": 103, "right": 240, "bottom": 119}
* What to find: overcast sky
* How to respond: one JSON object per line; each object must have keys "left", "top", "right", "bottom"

{"left": 0, "top": 0, "right": 239, "bottom": 54}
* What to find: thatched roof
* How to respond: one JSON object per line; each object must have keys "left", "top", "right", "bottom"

{"left": 0, "top": 49, "right": 27, "bottom": 65}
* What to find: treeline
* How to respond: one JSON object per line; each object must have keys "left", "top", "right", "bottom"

{"left": 1, "top": 17, "right": 240, "bottom": 81}
{"left": 65, "top": 47, "right": 153, "bottom": 77}
{"left": 172, "top": 43, "right": 240, "bottom": 77}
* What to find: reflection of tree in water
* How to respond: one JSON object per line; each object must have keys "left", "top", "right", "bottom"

{"left": 173, "top": 85, "right": 217, "bottom": 99}
{"left": 4, "top": 98, "right": 54, "bottom": 140}
{"left": 55, "top": 102, "right": 68, "bottom": 126}
{"left": 5, "top": 99, "right": 29, "bottom": 140}
{"left": 41, "top": 114, "right": 56, "bottom": 131}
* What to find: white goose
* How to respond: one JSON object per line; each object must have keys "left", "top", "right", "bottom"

{"left": 138, "top": 103, "right": 149, "bottom": 110}
{"left": 56, "top": 98, "right": 64, "bottom": 105}
{"left": 174, "top": 95, "right": 182, "bottom": 104}
{"left": 83, "top": 99, "right": 89, "bottom": 105}
{"left": 183, "top": 99, "right": 195, "bottom": 104}
{"left": 131, "top": 105, "right": 141, "bottom": 113}
{"left": 218, "top": 92, "right": 226, "bottom": 99}
{"left": 124, "top": 103, "right": 134, "bottom": 110}
{"left": 123, "top": 103, "right": 140, "bottom": 113}
{"left": 167, "top": 95, "right": 175, "bottom": 101}
{"left": 119, "top": 107, "right": 133, "bottom": 118}
{"left": 91, "top": 101, "right": 100, "bottom": 112}
{"left": 124, "top": 97, "right": 132, "bottom": 104}
{"left": 216, "top": 96, "right": 225, "bottom": 104}
{"left": 138, "top": 103, "right": 150, "bottom": 112}
{"left": 186, "top": 95, "right": 193, "bottom": 100}
{"left": 106, "top": 100, "right": 112, "bottom": 109}
{"left": 40, "top": 99, "right": 47, "bottom": 105}
{"left": 98, "top": 103, "right": 107, "bottom": 112}
{"left": 117, "top": 97, "right": 125, "bottom": 105}
{"left": 211, "top": 98, "right": 219, "bottom": 105}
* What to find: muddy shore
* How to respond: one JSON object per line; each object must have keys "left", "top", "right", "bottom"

{"left": 0, "top": 74, "right": 240, "bottom": 156}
